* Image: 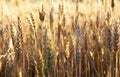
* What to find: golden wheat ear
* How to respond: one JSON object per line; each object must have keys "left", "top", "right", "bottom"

{"left": 111, "top": 0, "right": 115, "bottom": 11}
{"left": 39, "top": 5, "right": 45, "bottom": 22}
{"left": 113, "top": 26, "right": 119, "bottom": 52}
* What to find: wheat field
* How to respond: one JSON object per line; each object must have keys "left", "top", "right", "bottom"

{"left": 0, "top": 0, "right": 120, "bottom": 77}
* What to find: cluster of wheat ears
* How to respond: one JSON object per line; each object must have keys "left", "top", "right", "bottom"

{"left": 0, "top": 0, "right": 120, "bottom": 77}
